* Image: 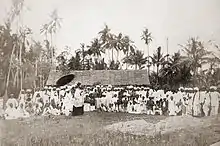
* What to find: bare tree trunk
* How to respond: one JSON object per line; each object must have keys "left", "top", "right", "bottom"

{"left": 3, "top": 45, "right": 16, "bottom": 109}
{"left": 20, "top": 38, "right": 24, "bottom": 91}
{"left": 13, "top": 71, "right": 17, "bottom": 87}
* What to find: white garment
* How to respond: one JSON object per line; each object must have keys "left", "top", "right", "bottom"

{"left": 17, "top": 107, "right": 30, "bottom": 118}
{"left": 6, "top": 98, "right": 18, "bottom": 109}
{"left": 42, "top": 107, "right": 52, "bottom": 116}
{"left": 193, "top": 92, "right": 201, "bottom": 116}
{"left": 203, "top": 92, "right": 210, "bottom": 116}
{"left": 73, "top": 88, "right": 84, "bottom": 107}
{"left": 210, "top": 91, "right": 220, "bottom": 115}
{"left": 4, "top": 107, "right": 19, "bottom": 120}
{"left": 210, "top": 91, "right": 220, "bottom": 107}
{"left": 168, "top": 100, "right": 176, "bottom": 116}
{"left": 50, "top": 106, "right": 60, "bottom": 116}
{"left": 43, "top": 94, "right": 49, "bottom": 104}
{"left": 127, "top": 102, "right": 133, "bottom": 113}
{"left": 19, "top": 94, "right": 26, "bottom": 104}
{"left": 84, "top": 103, "right": 91, "bottom": 112}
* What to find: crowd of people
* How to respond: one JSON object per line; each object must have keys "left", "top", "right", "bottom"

{"left": 1, "top": 82, "right": 220, "bottom": 120}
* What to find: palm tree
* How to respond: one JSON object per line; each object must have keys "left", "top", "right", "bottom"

{"left": 18, "top": 26, "right": 32, "bottom": 90}
{"left": 7, "top": 0, "right": 24, "bottom": 24}
{"left": 40, "top": 24, "right": 49, "bottom": 40}
{"left": 123, "top": 50, "right": 147, "bottom": 70}
{"left": 159, "top": 52, "right": 184, "bottom": 88}
{"left": 87, "top": 38, "right": 104, "bottom": 59}
{"left": 108, "top": 33, "right": 117, "bottom": 62}
{"left": 141, "top": 28, "right": 152, "bottom": 75}
{"left": 80, "top": 43, "right": 85, "bottom": 70}
{"left": 98, "top": 24, "right": 114, "bottom": 61}
{"left": 47, "top": 9, "right": 62, "bottom": 68}
{"left": 150, "top": 46, "right": 168, "bottom": 85}
{"left": 3, "top": 0, "right": 24, "bottom": 109}
{"left": 98, "top": 24, "right": 111, "bottom": 45}
{"left": 179, "top": 37, "right": 212, "bottom": 86}
{"left": 121, "top": 35, "right": 135, "bottom": 69}
{"left": 115, "top": 33, "right": 123, "bottom": 61}
{"left": 99, "top": 24, "right": 118, "bottom": 62}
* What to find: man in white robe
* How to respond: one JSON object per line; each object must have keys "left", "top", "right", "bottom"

{"left": 72, "top": 82, "right": 84, "bottom": 116}
{"left": 193, "top": 87, "right": 201, "bottom": 116}
{"left": 63, "top": 89, "right": 74, "bottom": 116}
{"left": 186, "top": 88, "right": 194, "bottom": 115}
{"left": 201, "top": 88, "right": 209, "bottom": 116}
{"left": 6, "top": 94, "right": 18, "bottom": 109}
{"left": 4, "top": 103, "right": 19, "bottom": 120}
{"left": 168, "top": 96, "right": 176, "bottom": 116}
{"left": 209, "top": 86, "right": 220, "bottom": 116}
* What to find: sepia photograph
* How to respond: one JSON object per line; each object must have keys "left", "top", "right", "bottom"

{"left": 0, "top": 0, "right": 220, "bottom": 145}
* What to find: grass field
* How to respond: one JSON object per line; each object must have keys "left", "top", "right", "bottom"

{"left": 0, "top": 112, "right": 220, "bottom": 146}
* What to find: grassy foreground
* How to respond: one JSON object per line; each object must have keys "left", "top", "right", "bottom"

{"left": 0, "top": 112, "right": 220, "bottom": 146}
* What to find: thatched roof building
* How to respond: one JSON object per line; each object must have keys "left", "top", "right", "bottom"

{"left": 46, "top": 70, "right": 150, "bottom": 86}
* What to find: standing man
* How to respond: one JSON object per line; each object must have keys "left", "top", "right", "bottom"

{"left": 193, "top": 87, "right": 201, "bottom": 116}
{"left": 72, "top": 82, "right": 84, "bottom": 116}
{"left": 168, "top": 96, "right": 176, "bottom": 116}
{"left": 209, "top": 86, "right": 220, "bottom": 116}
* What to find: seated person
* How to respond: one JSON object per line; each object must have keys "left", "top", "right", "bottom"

{"left": 25, "top": 102, "right": 35, "bottom": 116}
{"left": 100, "top": 103, "right": 108, "bottom": 112}
{"left": 17, "top": 103, "right": 30, "bottom": 118}
{"left": 34, "top": 103, "right": 42, "bottom": 116}
{"left": 42, "top": 103, "right": 52, "bottom": 116}
{"left": 127, "top": 101, "right": 133, "bottom": 113}
{"left": 50, "top": 101, "right": 60, "bottom": 116}
{"left": 4, "top": 103, "right": 19, "bottom": 120}
{"left": 154, "top": 101, "right": 162, "bottom": 115}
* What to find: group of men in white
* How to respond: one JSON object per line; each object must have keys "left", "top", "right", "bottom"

{"left": 1, "top": 83, "right": 220, "bottom": 120}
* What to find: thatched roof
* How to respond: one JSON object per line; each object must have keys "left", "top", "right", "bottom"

{"left": 46, "top": 70, "right": 150, "bottom": 86}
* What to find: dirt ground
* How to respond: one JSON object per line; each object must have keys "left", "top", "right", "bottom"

{"left": 0, "top": 112, "right": 220, "bottom": 146}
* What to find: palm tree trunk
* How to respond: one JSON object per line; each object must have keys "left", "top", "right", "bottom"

{"left": 117, "top": 50, "right": 119, "bottom": 61}
{"left": 126, "top": 51, "right": 128, "bottom": 70}
{"left": 147, "top": 45, "right": 150, "bottom": 76}
{"left": 157, "top": 64, "right": 159, "bottom": 85}
{"left": 3, "top": 45, "right": 16, "bottom": 109}
{"left": 45, "top": 32, "right": 48, "bottom": 41}
{"left": 20, "top": 37, "right": 24, "bottom": 91}
{"left": 82, "top": 48, "right": 85, "bottom": 70}
{"left": 13, "top": 71, "right": 17, "bottom": 87}
{"left": 35, "top": 59, "right": 38, "bottom": 89}
{"left": 112, "top": 48, "right": 114, "bottom": 62}
{"left": 50, "top": 33, "right": 53, "bottom": 66}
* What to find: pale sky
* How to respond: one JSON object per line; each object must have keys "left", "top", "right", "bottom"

{"left": 0, "top": 0, "right": 220, "bottom": 59}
